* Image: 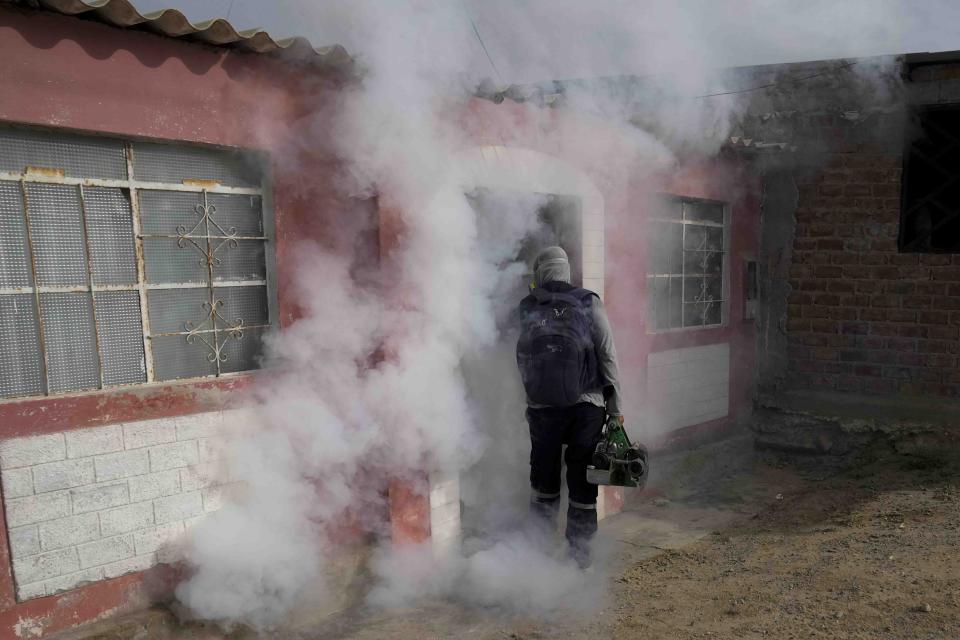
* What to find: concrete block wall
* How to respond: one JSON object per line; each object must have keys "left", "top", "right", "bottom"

{"left": 0, "top": 411, "right": 232, "bottom": 601}
{"left": 428, "top": 470, "right": 460, "bottom": 555}
{"left": 646, "top": 343, "right": 730, "bottom": 430}
{"left": 581, "top": 212, "right": 604, "bottom": 299}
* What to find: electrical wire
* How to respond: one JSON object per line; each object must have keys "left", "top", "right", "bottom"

{"left": 694, "top": 61, "right": 858, "bottom": 98}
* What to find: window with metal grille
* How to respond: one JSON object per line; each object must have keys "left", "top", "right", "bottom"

{"left": 646, "top": 197, "right": 728, "bottom": 331}
{"left": 899, "top": 106, "right": 960, "bottom": 252}
{"left": 0, "top": 126, "right": 274, "bottom": 400}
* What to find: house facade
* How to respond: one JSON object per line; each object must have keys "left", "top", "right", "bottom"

{"left": 0, "top": 1, "right": 765, "bottom": 636}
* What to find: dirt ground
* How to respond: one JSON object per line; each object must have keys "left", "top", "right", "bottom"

{"left": 63, "top": 431, "right": 960, "bottom": 640}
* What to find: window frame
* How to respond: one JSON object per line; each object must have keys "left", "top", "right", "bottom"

{"left": 898, "top": 104, "right": 960, "bottom": 253}
{"left": 0, "top": 125, "right": 277, "bottom": 401}
{"left": 645, "top": 195, "right": 730, "bottom": 334}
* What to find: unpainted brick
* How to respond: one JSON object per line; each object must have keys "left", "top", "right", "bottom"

{"left": 887, "top": 309, "right": 918, "bottom": 323}
{"left": 898, "top": 353, "right": 923, "bottom": 367}
{"left": 888, "top": 337, "right": 918, "bottom": 352}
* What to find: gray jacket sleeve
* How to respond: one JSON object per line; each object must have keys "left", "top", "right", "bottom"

{"left": 590, "top": 297, "right": 623, "bottom": 417}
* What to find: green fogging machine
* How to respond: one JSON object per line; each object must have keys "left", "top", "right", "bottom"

{"left": 586, "top": 416, "right": 649, "bottom": 488}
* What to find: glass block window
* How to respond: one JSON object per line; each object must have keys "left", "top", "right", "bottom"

{"left": 647, "top": 197, "right": 727, "bottom": 331}
{"left": 0, "top": 126, "right": 272, "bottom": 400}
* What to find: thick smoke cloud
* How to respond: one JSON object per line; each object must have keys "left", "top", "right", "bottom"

{"left": 170, "top": 0, "right": 906, "bottom": 631}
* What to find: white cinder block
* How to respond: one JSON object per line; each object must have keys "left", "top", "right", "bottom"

{"left": 1, "top": 468, "right": 34, "bottom": 498}
{"left": 17, "top": 581, "right": 46, "bottom": 600}
{"left": 71, "top": 481, "right": 129, "bottom": 514}
{"left": 8, "top": 526, "right": 40, "bottom": 558}
{"left": 154, "top": 491, "right": 203, "bottom": 524}
{"left": 45, "top": 567, "right": 103, "bottom": 596}
{"left": 133, "top": 522, "right": 184, "bottom": 556}
{"left": 6, "top": 491, "right": 71, "bottom": 528}
{"left": 13, "top": 547, "right": 79, "bottom": 584}
{"left": 428, "top": 472, "right": 460, "bottom": 509}
{"left": 123, "top": 418, "right": 178, "bottom": 450}
{"left": 175, "top": 412, "right": 223, "bottom": 441}
{"left": 582, "top": 244, "right": 604, "bottom": 265}
{"left": 102, "top": 553, "right": 156, "bottom": 580}
{"left": 581, "top": 261, "right": 604, "bottom": 280}
{"left": 647, "top": 342, "right": 730, "bottom": 431}
{"left": 128, "top": 470, "right": 181, "bottom": 502}
{"left": 99, "top": 501, "right": 155, "bottom": 537}
{"left": 647, "top": 362, "right": 686, "bottom": 382}
{"left": 94, "top": 449, "right": 150, "bottom": 482}
{"left": 38, "top": 513, "right": 100, "bottom": 551}
{"left": 32, "top": 459, "right": 96, "bottom": 493}
{"left": 149, "top": 441, "right": 199, "bottom": 472}
{"left": 180, "top": 463, "right": 224, "bottom": 492}
{"left": 582, "top": 278, "right": 604, "bottom": 298}
{"left": 430, "top": 501, "right": 460, "bottom": 531}
{"left": 200, "top": 486, "right": 227, "bottom": 513}
{"left": 65, "top": 426, "right": 123, "bottom": 459}
{"left": 221, "top": 407, "right": 258, "bottom": 430}
{"left": 77, "top": 534, "right": 135, "bottom": 569}
{"left": 197, "top": 437, "right": 228, "bottom": 463}
{"left": 0, "top": 433, "right": 65, "bottom": 469}
{"left": 582, "top": 226, "right": 604, "bottom": 248}
{"left": 648, "top": 349, "right": 681, "bottom": 367}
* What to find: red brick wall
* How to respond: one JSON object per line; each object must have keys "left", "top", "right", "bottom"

{"left": 786, "top": 151, "right": 960, "bottom": 397}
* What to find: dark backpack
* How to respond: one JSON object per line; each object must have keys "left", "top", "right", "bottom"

{"left": 516, "top": 286, "right": 599, "bottom": 407}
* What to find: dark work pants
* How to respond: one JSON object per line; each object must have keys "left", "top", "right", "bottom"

{"left": 526, "top": 403, "right": 605, "bottom": 557}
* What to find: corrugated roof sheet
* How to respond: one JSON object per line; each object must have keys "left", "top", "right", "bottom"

{"left": 16, "top": 0, "right": 351, "bottom": 65}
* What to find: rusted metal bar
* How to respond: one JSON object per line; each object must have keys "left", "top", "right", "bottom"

{"left": 0, "top": 171, "right": 262, "bottom": 196}
{"left": 200, "top": 190, "right": 222, "bottom": 376}
{"left": 154, "top": 323, "right": 268, "bottom": 338}
{"left": 77, "top": 184, "right": 106, "bottom": 389}
{"left": 18, "top": 179, "right": 50, "bottom": 395}
{"left": 125, "top": 143, "right": 156, "bottom": 384}
{"left": 141, "top": 234, "right": 268, "bottom": 241}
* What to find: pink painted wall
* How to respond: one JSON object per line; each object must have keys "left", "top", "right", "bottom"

{"left": 0, "top": 5, "right": 358, "bottom": 635}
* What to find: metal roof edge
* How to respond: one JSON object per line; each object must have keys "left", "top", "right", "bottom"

{"left": 14, "top": 0, "right": 352, "bottom": 66}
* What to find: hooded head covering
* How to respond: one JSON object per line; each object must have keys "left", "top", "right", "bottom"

{"left": 533, "top": 245, "right": 571, "bottom": 287}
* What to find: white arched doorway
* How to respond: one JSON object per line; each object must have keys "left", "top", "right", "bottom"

{"left": 427, "top": 146, "right": 613, "bottom": 555}
{"left": 456, "top": 145, "right": 606, "bottom": 298}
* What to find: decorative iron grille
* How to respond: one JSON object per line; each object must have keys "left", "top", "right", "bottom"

{"left": 646, "top": 197, "right": 728, "bottom": 331}
{"left": 899, "top": 106, "right": 960, "bottom": 252}
{"left": 0, "top": 126, "right": 273, "bottom": 399}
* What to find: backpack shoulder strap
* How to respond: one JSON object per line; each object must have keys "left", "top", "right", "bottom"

{"left": 568, "top": 287, "right": 599, "bottom": 306}
{"left": 532, "top": 288, "right": 585, "bottom": 307}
